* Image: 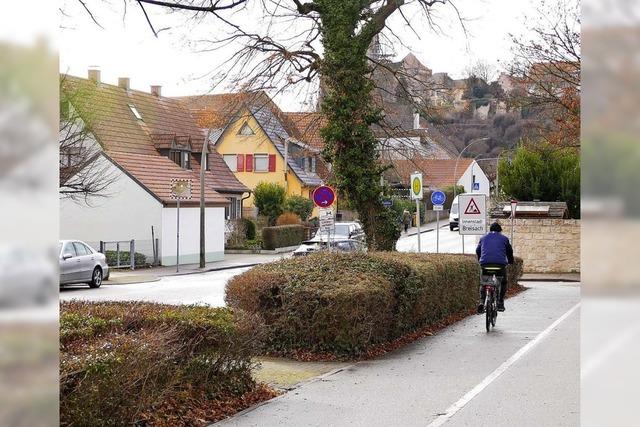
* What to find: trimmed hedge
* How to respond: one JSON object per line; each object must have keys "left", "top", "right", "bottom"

{"left": 261, "top": 224, "right": 305, "bottom": 250}
{"left": 60, "top": 301, "right": 263, "bottom": 426}
{"left": 226, "top": 252, "right": 524, "bottom": 356}
{"left": 104, "top": 250, "right": 147, "bottom": 267}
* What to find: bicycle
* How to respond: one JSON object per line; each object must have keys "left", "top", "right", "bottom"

{"left": 480, "top": 266, "right": 503, "bottom": 332}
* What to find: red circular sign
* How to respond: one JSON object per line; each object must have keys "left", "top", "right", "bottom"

{"left": 312, "top": 186, "right": 336, "bottom": 208}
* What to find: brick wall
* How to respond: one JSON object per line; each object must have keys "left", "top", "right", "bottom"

{"left": 496, "top": 218, "right": 580, "bottom": 273}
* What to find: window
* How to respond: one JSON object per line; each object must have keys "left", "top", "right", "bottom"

{"left": 128, "top": 104, "right": 143, "bottom": 120}
{"left": 170, "top": 150, "right": 190, "bottom": 169}
{"left": 62, "top": 242, "right": 76, "bottom": 258}
{"left": 254, "top": 154, "right": 269, "bottom": 172}
{"left": 182, "top": 151, "right": 191, "bottom": 169}
{"left": 311, "top": 157, "right": 316, "bottom": 173}
{"left": 60, "top": 147, "right": 81, "bottom": 168}
{"left": 223, "top": 154, "right": 237, "bottom": 172}
{"left": 225, "top": 197, "right": 242, "bottom": 219}
{"left": 238, "top": 122, "right": 254, "bottom": 135}
{"left": 73, "top": 242, "right": 89, "bottom": 256}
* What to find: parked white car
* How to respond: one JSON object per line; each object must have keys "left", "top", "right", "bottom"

{"left": 293, "top": 238, "right": 367, "bottom": 257}
{"left": 59, "top": 240, "right": 109, "bottom": 288}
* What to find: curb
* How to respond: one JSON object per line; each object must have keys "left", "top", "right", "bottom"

{"left": 520, "top": 277, "right": 581, "bottom": 283}
{"left": 105, "top": 263, "right": 264, "bottom": 284}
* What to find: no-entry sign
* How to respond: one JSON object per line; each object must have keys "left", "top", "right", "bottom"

{"left": 458, "top": 194, "right": 487, "bottom": 235}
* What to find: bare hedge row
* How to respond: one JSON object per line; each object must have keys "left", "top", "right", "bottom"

{"left": 226, "top": 252, "right": 524, "bottom": 356}
{"left": 60, "top": 302, "right": 263, "bottom": 426}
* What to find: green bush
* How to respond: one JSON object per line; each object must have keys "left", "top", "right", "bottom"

{"left": 226, "top": 252, "right": 523, "bottom": 356}
{"left": 284, "top": 195, "right": 314, "bottom": 221}
{"left": 254, "top": 182, "right": 286, "bottom": 224}
{"left": 261, "top": 224, "right": 305, "bottom": 250}
{"left": 242, "top": 217, "right": 256, "bottom": 240}
{"left": 104, "top": 250, "right": 147, "bottom": 267}
{"left": 60, "top": 302, "right": 263, "bottom": 426}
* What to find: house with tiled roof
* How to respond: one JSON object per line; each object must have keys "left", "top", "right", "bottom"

{"left": 384, "top": 157, "right": 490, "bottom": 196}
{"left": 177, "top": 93, "right": 324, "bottom": 217}
{"left": 60, "top": 70, "right": 249, "bottom": 266}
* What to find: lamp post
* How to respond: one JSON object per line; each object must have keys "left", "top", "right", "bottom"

{"left": 453, "top": 137, "right": 489, "bottom": 198}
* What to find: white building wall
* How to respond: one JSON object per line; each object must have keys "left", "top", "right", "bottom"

{"left": 161, "top": 206, "right": 225, "bottom": 266}
{"left": 60, "top": 158, "right": 163, "bottom": 258}
{"left": 458, "top": 162, "right": 490, "bottom": 196}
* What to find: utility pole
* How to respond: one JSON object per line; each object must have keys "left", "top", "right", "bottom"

{"left": 199, "top": 130, "right": 212, "bottom": 269}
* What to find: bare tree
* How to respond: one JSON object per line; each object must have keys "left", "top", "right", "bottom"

{"left": 508, "top": 0, "right": 580, "bottom": 147}
{"left": 72, "top": 0, "right": 462, "bottom": 248}
{"left": 59, "top": 77, "right": 118, "bottom": 203}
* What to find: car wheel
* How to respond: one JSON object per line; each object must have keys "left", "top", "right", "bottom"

{"left": 89, "top": 267, "right": 103, "bottom": 288}
{"left": 450, "top": 225, "right": 455, "bottom": 231}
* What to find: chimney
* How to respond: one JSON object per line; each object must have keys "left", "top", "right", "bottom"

{"left": 413, "top": 111, "right": 420, "bottom": 129}
{"left": 150, "top": 85, "right": 162, "bottom": 97}
{"left": 88, "top": 67, "right": 101, "bottom": 83}
{"left": 118, "top": 77, "right": 130, "bottom": 91}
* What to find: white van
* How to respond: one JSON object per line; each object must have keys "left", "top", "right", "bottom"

{"left": 449, "top": 195, "right": 459, "bottom": 231}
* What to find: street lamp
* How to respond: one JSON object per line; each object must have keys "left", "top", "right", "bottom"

{"left": 453, "top": 137, "right": 489, "bottom": 198}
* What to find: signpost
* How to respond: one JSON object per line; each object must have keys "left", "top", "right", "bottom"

{"left": 510, "top": 199, "right": 518, "bottom": 251}
{"left": 458, "top": 194, "right": 487, "bottom": 255}
{"left": 431, "top": 190, "right": 446, "bottom": 253}
{"left": 410, "top": 172, "right": 423, "bottom": 253}
{"left": 473, "top": 182, "right": 480, "bottom": 191}
{"left": 313, "top": 186, "right": 337, "bottom": 246}
{"left": 170, "top": 178, "right": 192, "bottom": 272}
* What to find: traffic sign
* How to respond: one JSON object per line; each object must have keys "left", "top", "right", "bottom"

{"left": 313, "top": 186, "right": 336, "bottom": 208}
{"left": 458, "top": 194, "right": 487, "bottom": 235}
{"left": 382, "top": 199, "right": 393, "bottom": 208}
{"left": 431, "top": 190, "right": 446, "bottom": 206}
{"left": 473, "top": 182, "right": 480, "bottom": 191}
{"left": 318, "top": 207, "right": 334, "bottom": 231}
{"left": 410, "top": 172, "right": 423, "bottom": 200}
{"left": 434, "top": 204, "right": 443, "bottom": 211}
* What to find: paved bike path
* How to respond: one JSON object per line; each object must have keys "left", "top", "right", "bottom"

{"left": 215, "top": 282, "right": 579, "bottom": 427}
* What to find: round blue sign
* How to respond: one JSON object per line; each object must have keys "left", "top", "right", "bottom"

{"left": 431, "top": 190, "right": 446, "bottom": 206}
{"left": 313, "top": 185, "right": 336, "bottom": 208}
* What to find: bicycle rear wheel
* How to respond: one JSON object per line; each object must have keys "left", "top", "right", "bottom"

{"left": 485, "top": 292, "right": 492, "bottom": 332}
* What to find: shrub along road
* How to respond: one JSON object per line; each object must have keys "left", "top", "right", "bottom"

{"left": 216, "top": 281, "right": 580, "bottom": 427}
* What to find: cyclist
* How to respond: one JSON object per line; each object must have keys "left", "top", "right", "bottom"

{"left": 476, "top": 222, "right": 514, "bottom": 313}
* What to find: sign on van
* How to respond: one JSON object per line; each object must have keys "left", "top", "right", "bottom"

{"left": 458, "top": 194, "right": 486, "bottom": 235}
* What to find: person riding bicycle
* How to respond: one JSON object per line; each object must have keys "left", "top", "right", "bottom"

{"left": 476, "top": 222, "right": 514, "bottom": 313}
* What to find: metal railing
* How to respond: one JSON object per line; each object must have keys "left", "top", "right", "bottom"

{"left": 98, "top": 239, "right": 160, "bottom": 270}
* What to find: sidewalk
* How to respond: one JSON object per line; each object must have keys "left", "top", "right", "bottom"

{"left": 105, "top": 253, "right": 288, "bottom": 285}
{"left": 402, "top": 219, "right": 449, "bottom": 237}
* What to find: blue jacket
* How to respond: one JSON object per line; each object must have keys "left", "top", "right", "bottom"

{"left": 476, "top": 232, "right": 514, "bottom": 265}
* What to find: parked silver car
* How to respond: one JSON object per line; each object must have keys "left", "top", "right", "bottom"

{"left": 313, "top": 221, "right": 366, "bottom": 242}
{"left": 59, "top": 240, "right": 109, "bottom": 288}
{"left": 293, "top": 238, "right": 367, "bottom": 257}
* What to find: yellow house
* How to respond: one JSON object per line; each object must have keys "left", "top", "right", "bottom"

{"left": 211, "top": 107, "right": 323, "bottom": 217}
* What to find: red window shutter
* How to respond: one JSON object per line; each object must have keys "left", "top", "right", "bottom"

{"left": 245, "top": 154, "right": 254, "bottom": 172}
{"left": 237, "top": 154, "right": 244, "bottom": 172}
{"left": 268, "top": 154, "right": 276, "bottom": 172}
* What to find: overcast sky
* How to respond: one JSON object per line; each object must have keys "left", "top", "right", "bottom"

{"left": 59, "top": 0, "right": 543, "bottom": 110}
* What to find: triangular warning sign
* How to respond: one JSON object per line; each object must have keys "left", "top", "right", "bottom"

{"left": 464, "top": 198, "right": 481, "bottom": 214}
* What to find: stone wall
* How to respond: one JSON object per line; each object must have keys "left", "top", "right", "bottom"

{"left": 496, "top": 218, "right": 580, "bottom": 273}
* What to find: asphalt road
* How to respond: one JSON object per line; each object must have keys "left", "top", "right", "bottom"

{"left": 216, "top": 281, "right": 580, "bottom": 427}
{"left": 59, "top": 267, "right": 251, "bottom": 306}
{"left": 396, "top": 222, "right": 479, "bottom": 254}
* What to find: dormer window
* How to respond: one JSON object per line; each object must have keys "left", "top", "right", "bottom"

{"left": 170, "top": 150, "right": 190, "bottom": 169}
{"left": 128, "top": 104, "right": 143, "bottom": 120}
{"left": 238, "top": 121, "right": 254, "bottom": 135}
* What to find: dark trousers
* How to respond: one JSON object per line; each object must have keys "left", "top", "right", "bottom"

{"left": 404, "top": 223, "right": 409, "bottom": 233}
{"left": 479, "top": 264, "right": 508, "bottom": 303}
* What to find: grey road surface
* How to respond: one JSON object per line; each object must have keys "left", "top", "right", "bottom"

{"left": 59, "top": 267, "right": 251, "bottom": 306}
{"left": 216, "top": 281, "right": 580, "bottom": 427}
{"left": 396, "top": 223, "right": 479, "bottom": 254}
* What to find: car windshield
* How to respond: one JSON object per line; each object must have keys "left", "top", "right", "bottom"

{"left": 334, "top": 224, "right": 351, "bottom": 235}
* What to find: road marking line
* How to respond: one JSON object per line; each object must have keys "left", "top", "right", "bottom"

{"left": 581, "top": 322, "right": 640, "bottom": 381}
{"left": 426, "top": 302, "right": 580, "bottom": 427}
